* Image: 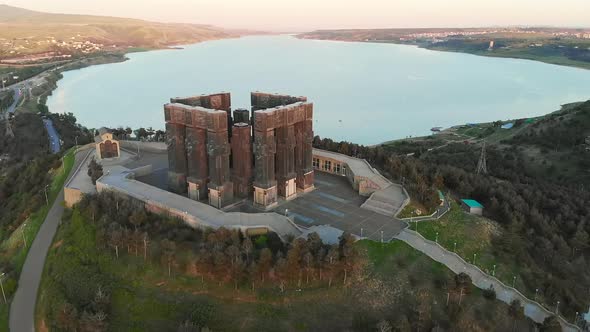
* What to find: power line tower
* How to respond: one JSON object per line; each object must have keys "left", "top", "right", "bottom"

{"left": 476, "top": 141, "right": 488, "bottom": 175}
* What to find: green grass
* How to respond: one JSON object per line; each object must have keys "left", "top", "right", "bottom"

{"left": 36, "top": 206, "right": 536, "bottom": 331}
{"left": 0, "top": 147, "right": 75, "bottom": 331}
{"left": 407, "top": 201, "right": 537, "bottom": 302}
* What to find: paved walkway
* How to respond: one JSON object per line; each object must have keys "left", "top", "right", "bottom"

{"left": 9, "top": 149, "right": 88, "bottom": 332}
{"left": 42, "top": 118, "right": 60, "bottom": 154}
{"left": 395, "top": 229, "right": 579, "bottom": 332}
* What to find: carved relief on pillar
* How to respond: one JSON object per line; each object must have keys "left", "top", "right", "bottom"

{"left": 185, "top": 127, "right": 208, "bottom": 199}
{"left": 231, "top": 124, "right": 253, "bottom": 198}
{"left": 253, "top": 128, "right": 276, "bottom": 189}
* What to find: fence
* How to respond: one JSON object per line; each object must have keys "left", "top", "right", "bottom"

{"left": 398, "top": 229, "right": 581, "bottom": 332}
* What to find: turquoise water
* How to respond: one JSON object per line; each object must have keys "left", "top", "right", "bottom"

{"left": 47, "top": 35, "right": 590, "bottom": 145}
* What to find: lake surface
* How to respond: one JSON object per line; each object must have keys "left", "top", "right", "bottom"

{"left": 47, "top": 35, "right": 590, "bottom": 145}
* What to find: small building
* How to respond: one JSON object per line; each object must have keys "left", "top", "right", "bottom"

{"left": 95, "top": 128, "right": 120, "bottom": 160}
{"left": 438, "top": 190, "right": 445, "bottom": 206}
{"left": 461, "top": 199, "right": 484, "bottom": 216}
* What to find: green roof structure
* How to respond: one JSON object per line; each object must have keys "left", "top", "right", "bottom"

{"left": 461, "top": 199, "right": 483, "bottom": 208}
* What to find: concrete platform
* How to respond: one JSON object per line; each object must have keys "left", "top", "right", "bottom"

{"left": 275, "top": 172, "right": 405, "bottom": 242}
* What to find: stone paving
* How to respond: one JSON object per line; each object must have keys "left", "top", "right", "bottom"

{"left": 395, "top": 229, "right": 579, "bottom": 332}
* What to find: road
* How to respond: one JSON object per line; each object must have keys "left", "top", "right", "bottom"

{"left": 9, "top": 148, "right": 91, "bottom": 332}
{"left": 395, "top": 229, "right": 580, "bottom": 332}
{"left": 42, "top": 118, "right": 61, "bottom": 153}
{"left": 6, "top": 87, "right": 22, "bottom": 114}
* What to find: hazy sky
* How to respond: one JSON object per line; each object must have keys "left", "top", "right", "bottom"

{"left": 4, "top": 0, "right": 590, "bottom": 31}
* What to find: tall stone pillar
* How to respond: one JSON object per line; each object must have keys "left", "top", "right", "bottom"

{"left": 253, "top": 111, "right": 277, "bottom": 209}
{"left": 296, "top": 104, "right": 314, "bottom": 192}
{"left": 276, "top": 124, "right": 297, "bottom": 199}
{"left": 164, "top": 105, "right": 188, "bottom": 194}
{"left": 231, "top": 123, "right": 253, "bottom": 198}
{"left": 185, "top": 126, "right": 208, "bottom": 201}
{"left": 206, "top": 111, "right": 233, "bottom": 208}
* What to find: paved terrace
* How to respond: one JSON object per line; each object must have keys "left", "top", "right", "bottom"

{"left": 97, "top": 166, "right": 303, "bottom": 239}
{"left": 312, "top": 149, "right": 409, "bottom": 217}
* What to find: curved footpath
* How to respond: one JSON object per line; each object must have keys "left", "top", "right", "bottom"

{"left": 9, "top": 148, "right": 91, "bottom": 332}
{"left": 395, "top": 229, "right": 580, "bottom": 332}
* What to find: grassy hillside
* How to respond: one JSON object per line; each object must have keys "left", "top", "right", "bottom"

{"left": 312, "top": 101, "right": 590, "bottom": 325}
{"left": 36, "top": 196, "right": 536, "bottom": 331}
{"left": 0, "top": 5, "right": 235, "bottom": 57}
{"left": 299, "top": 28, "right": 590, "bottom": 70}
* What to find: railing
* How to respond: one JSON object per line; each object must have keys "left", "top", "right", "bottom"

{"left": 398, "top": 229, "right": 581, "bottom": 332}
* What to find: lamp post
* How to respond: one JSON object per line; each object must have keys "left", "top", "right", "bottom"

{"left": 473, "top": 253, "right": 477, "bottom": 265}
{"left": 512, "top": 276, "right": 516, "bottom": 288}
{"left": 492, "top": 264, "right": 496, "bottom": 277}
{"left": 75, "top": 135, "right": 78, "bottom": 146}
{"left": 380, "top": 230, "right": 384, "bottom": 243}
{"left": 21, "top": 223, "right": 27, "bottom": 248}
{"left": 534, "top": 288, "right": 538, "bottom": 301}
{"left": 360, "top": 228, "right": 363, "bottom": 238}
{"left": 435, "top": 232, "right": 439, "bottom": 243}
{"left": 0, "top": 273, "right": 6, "bottom": 304}
{"left": 44, "top": 185, "right": 49, "bottom": 206}
{"left": 453, "top": 241, "right": 457, "bottom": 252}
{"left": 556, "top": 301, "right": 560, "bottom": 315}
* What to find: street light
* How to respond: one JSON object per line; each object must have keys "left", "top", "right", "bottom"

{"left": 380, "top": 230, "right": 384, "bottom": 243}
{"left": 21, "top": 223, "right": 27, "bottom": 249}
{"left": 512, "top": 276, "right": 517, "bottom": 288}
{"left": 435, "top": 232, "right": 439, "bottom": 243}
{"left": 44, "top": 185, "right": 49, "bottom": 206}
{"left": 75, "top": 135, "right": 78, "bottom": 146}
{"left": 473, "top": 253, "right": 477, "bottom": 265}
{"left": 453, "top": 241, "right": 457, "bottom": 252}
{"left": 556, "top": 301, "right": 560, "bottom": 315}
{"left": 360, "top": 228, "right": 363, "bottom": 238}
{"left": 492, "top": 264, "right": 496, "bottom": 277}
{"left": 0, "top": 273, "right": 6, "bottom": 304}
{"left": 535, "top": 288, "right": 539, "bottom": 301}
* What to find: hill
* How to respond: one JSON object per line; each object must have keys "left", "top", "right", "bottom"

{"left": 299, "top": 28, "right": 590, "bottom": 70}
{"left": 312, "top": 101, "right": 590, "bottom": 325}
{"left": 0, "top": 5, "right": 236, "bottom": 59}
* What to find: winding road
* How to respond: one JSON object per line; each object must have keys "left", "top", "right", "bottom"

{"left": 9, "top": 148, "right": 91, "bottom": 332}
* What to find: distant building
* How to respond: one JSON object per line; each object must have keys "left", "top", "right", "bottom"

{"left": 461, "top": 199, "right": 484, "bottom": 216}
{"left": 95, "top": 128, "right": 120, "bottom": 160}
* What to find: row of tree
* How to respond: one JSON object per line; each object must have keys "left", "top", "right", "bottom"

{"left": 79, "top": 192, "right": 364, "bottom": 291}
{"left": 103, "top": 126, "right": 166, "bottom": 142}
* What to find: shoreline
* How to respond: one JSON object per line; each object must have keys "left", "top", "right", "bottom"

{"left": 297, "top": 36, "right": 590, "bottom": 71}
{"left": 37, "top": 36, "right": 589, "bottom": 147}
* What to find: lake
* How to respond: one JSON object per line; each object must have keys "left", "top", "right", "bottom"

{"left": 47, "top": 35, "right": 590, "bottom": 145}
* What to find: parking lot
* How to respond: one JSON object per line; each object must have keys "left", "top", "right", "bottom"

{"left": 275, "top": 172, "right": 406, "bottom": 241}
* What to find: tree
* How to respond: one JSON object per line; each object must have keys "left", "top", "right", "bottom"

{"left": 107, "top": 223, "right": 123, "bottom": 259}
{"left": 376, "top": 319, "right": 392, "bottom": 332}
{"left": 129, "top": 209, "right": 148, "bottom": 230}
{"left": 242, "top": 236, "right": 254, "bottom": 263}
{"left": 508, "top": 299, "right": 524, "bottom": 332}
{"left": 455, "top": 272, "right": 472, "bottom": 293}
{"left": 540, "top": 315, "right": 561, "bottom": 332}
{"left": 87, "top": 158, "right": 104, "bottom": 185}
{"left": 56, "top": 302, "right": 78, "bottom": 331}
{"left": 134, "top": 127, "right": 148, "bottom": 140}
{"left": 161, "top": 239, "right": 177, "bottom": 277}
{"left": 257, "top": 248, "right": 273, "bottom": 283}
